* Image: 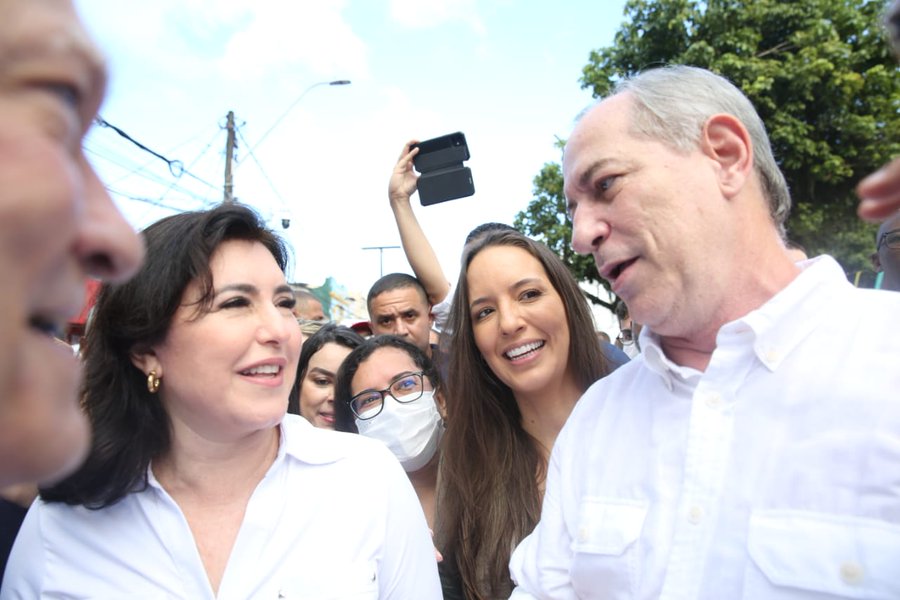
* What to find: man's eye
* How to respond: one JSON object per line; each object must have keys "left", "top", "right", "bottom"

{"left": 597, "top": 176, "right": 618, "bottom": 193}
{"left": 41, "top": 82, "right": 81, "bottom": 110}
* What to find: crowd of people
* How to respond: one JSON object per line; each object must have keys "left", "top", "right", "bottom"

{"left": 1, "top": 0, "right": 899, "bottom": 598}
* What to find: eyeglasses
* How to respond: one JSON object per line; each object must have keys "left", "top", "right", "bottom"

{"left": 349, "top": 371, "right": 427, "bottom": 420}
{"left": 616, "top": 328, "right": 634, "bottom": 345}
{"left": 878, "top": 228, "right": 900, "bottom": 251}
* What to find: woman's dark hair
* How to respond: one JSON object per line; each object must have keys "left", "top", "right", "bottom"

{"left": 332, "top": 335, "right": 441, "bottom": 433}
{"left": 437, "top": 229, "right": 610, "bottom": 599}
{"left": 288, "top": 323, "right": 364, "bottom": 415}
{"left": 41, "top": 203, "right": 289, "bottom": 508}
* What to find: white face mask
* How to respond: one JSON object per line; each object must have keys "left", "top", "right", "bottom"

{"left": 356, "top": 390, "right": 444, "bottom": 472}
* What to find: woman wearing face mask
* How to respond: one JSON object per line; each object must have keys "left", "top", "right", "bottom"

{"left": 2, "top": 204, "right": 441, "bottom": 599}
{"left": 288, "top": 323, "right": 364, "bottom": 428}
{"left": 437, "top": 229, "right": 612, "bottom": 599}
{"left": 334, "top": 336, "right": 445, "bottom": 530}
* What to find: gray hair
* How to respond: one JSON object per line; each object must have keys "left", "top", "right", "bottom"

{"left": 611, "top": 65, "right": 791, "bottom": 238}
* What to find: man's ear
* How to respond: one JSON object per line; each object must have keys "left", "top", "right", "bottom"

{"left": 872, "top": 251, "right": 883, "bottom": 272}
{"left": 701, "top": 113, "right": 753, "bottom": 199}
{"left": 129, "top": 347, "right": 161, "bottom": 378}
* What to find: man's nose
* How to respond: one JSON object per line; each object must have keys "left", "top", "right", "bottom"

{"left": 74, "top": 161, "right": 144, "bottom": 282}
{"left": 570, "top": 203, "right": 610, "bottom": 255}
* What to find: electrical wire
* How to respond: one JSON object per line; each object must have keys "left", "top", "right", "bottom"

{"left": 234, "top": 126, "right": 288, "bottom": 210}
{"left": 104, "top": 186, "right": 188, "bottom": 213}
{"left": 85, "top": 146, "right": 213, "bottom": 205}
{"left": 104, "top": 126, "right": 223, "bottom": 188}
{"left": 157, "top": 130, "right": 223, "bottom": 205}
{"left": 93, "top": 117, "right": 218, "bottom": 190}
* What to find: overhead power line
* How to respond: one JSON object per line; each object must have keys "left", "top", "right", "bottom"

{"left": 235, "top": 126, "right": 287, "bottom": 208}
{"left": 93, "top": 116, "right": 218, "bottom": 190}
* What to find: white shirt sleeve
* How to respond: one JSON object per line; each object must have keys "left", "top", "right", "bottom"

{"left": 508, "top": 429, "right": 579, "bottom": 599}
{"left": 430, "top": 282, "right": 455, "bottom": 333}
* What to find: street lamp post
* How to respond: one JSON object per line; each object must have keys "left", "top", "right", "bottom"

{"left": 248, "top": 79, "right": 351, "bottom": 154}
{"left": 362, "top": 245, "right": 401, "bottom": 278}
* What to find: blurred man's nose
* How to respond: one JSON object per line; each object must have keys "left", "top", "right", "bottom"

{"left": 74, "top": 162, "right": 144, "bottom": 282}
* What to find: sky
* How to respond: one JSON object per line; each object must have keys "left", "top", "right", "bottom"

{"left": 75, "top": 0, "right": 629, "bottom": 323}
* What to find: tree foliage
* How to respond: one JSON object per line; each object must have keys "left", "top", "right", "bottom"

{"left": 516, "top": 0, "right": 899, "bottom": 286}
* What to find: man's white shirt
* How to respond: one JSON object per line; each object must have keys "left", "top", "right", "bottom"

{"left": 510, "top": 256, "right": 900, "bottom": 599}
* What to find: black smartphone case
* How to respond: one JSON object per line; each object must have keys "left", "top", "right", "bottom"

{"left": 412, "top": 132, "right": 475, "bottom": 205}
{"left": 417, "top": 166, "right": 475, "bottom": 206}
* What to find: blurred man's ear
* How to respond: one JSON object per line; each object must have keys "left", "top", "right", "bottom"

{"left": 871, "top": 251, "right": 883, "bottom": 272}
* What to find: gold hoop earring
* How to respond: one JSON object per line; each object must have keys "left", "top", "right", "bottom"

{"left": 147, "top": 370, "right": 161, "bottom": 394}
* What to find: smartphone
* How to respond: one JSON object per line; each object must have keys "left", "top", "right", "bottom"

{"left": 411, "top": 132, "right": 475, "bottom": 205}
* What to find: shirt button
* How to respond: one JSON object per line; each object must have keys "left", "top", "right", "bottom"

{"left": 839, "top": 561, "right": 864, "bottom": 585}
{"left": 688, "top": 505, "right": 703, "bottom": 524}
{"left": 577, "top": 526, "right": 589, "bottom": 543}
{"left": 764, "top": 348, "right": 780, "bottom": 363}
{"left": 704, "top": 392, "right": 722, "bottom": 408}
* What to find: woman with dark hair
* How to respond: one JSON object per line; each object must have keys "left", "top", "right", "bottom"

{"left": 288, "top": 323, "right": 364, "bottom": 428}
{"left": 2, "top": 203, "right": 441, "bottom": 598}
{"left": 334, "top": 336, "right": 445, "bottom": 530}
{"left": 436, "top": 229, "right": 612, "bottom": 599}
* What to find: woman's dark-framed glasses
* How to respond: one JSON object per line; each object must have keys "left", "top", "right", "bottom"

{"left": 349, "top": 371, "right": 426, "bottom": 420}
{"left": 877, "top": 228, "right": 900, "bottom": 251}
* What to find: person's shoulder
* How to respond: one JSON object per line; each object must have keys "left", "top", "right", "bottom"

{"left": 281, "top": 414, "right": 399, "bottom": 468}
{"left": 825, "top": 281, "right": 900, "bottom": 332}
{"left": 600, "top": 341, "right": 630, "bottom": 370}
{"left": 848, "top": 286, "right": 900, "bottom": 307}
{"left": 575, "top": 354, "right": 662, "bottom": 412}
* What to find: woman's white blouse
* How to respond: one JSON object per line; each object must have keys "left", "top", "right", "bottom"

{"left": 1, "top": 415, "right": 442, "bottom": 599}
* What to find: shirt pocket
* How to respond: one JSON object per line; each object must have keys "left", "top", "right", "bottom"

{"left": 570, "top": 497, "right": 648, "bottom": 600}
{"left": 743, "top": 510, "right": 900, "bottom": 600}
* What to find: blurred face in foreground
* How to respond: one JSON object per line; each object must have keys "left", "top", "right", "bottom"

{"left": 874, "top": 213, "right": 900, "bottom": 292}
{"left": 0, "top": 0, "right": 144, "bottom": 485}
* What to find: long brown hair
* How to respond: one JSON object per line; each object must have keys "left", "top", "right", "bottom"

{"left": 437, "top": 230, "right": 609, "bottom": 598}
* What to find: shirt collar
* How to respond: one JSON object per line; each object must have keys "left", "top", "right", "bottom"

{"left": 147, "top": 415, "right": 352, "bottom": 492}
{"left": 278, "top": 414, "right": 361, "bottom": 466}
{"left": 741, "top": 255, "right": 848, "bottom": 371}
{"left": 640, "top": 255, "right": 850, "bottom": 386}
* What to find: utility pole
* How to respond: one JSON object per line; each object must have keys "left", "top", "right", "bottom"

{"left": 223, "top": 110, "right": 236, "bottom": 203}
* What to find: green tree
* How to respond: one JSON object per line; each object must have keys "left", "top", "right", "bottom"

{"left": 516, "top": 0, "right": 899, "bottom": 284}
